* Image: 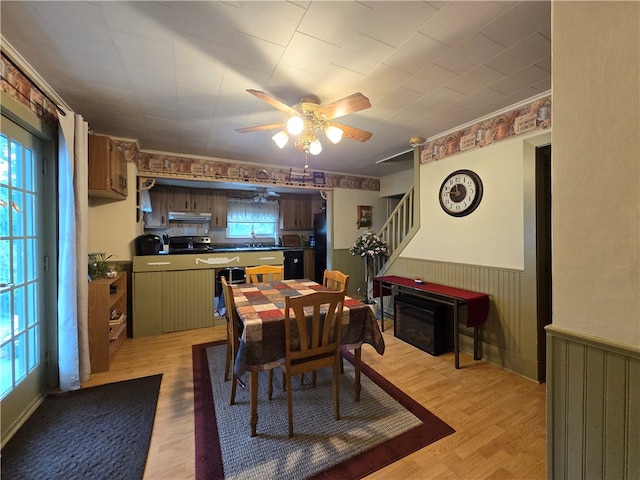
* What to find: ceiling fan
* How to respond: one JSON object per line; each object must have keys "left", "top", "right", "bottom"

{"left": 236, "top": 89, "right": 373, "bottom": 156}
{"left": 252, "top": 188, "right": 280, "bottom": 203}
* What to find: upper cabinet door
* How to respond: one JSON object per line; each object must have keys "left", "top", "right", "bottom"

{"left": 88, "top": 135, "right": 128, "bottom": 199}
{"left": 280, "top": 194, "right": 311, "bottom": 229}
{"left": 144, "top": 186, "right": 168, "bottom": 228}
{"left": 210, "top": 191, "right": 227, "bottom": 228}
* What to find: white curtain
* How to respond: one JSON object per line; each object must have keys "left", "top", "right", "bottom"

{"left": 57, "top": 108, "right": 89, "bottom": 391}
{"left": 227, "top": 198, "right": 279, "bottom": 222}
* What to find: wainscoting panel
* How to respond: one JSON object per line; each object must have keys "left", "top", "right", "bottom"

{"left": 385, "top": 257, "right": 537, "bottom": 378}
{"left": 547, "top": 326, "right": 640, "bottom": 479}
{"left": 332, "top": 252, "right": 539, "bottom": 378}
{"left": 162, "top": 269, "right": 215, "bottom": 332}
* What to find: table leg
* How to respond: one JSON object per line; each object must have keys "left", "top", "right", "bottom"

{"left": 474, "top": 326, "right": 480, "bottom": 360}
{"left": 250, "top": 371, "right": 258, "bottom": 437}
{"left": 379, "top": 285, "right": 385, "bottom": 332}
{"left": 354, "top": 347, "right": 362, "bottom": 402}
{"left": 454, "top": 300, "right": 460, "bottom": 369}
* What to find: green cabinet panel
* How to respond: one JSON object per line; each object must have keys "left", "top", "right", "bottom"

{"left": 133, "top": 271, "right": 164, "bottom": 337}
{"left": 162, "top": 269, "right": 215, "bottom": 333}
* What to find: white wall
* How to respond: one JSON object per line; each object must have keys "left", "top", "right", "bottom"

{"left": 379, "top": 168, "right": 413, "bottom": 197}
{"left": 331, "top": 188, "right": 386, "bottom": 250}
{"left": 88, "top": 162, "right": 140, "bottom": 261}
{"left": 402, "top": 134, "right": 538, "bottom": 270}
{"left": 552, "top": 1, "right": 640, "bottom": 347}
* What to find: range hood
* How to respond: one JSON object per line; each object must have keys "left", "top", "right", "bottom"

{"left": 168, "top": 211, "right": 212, "bottom": 223}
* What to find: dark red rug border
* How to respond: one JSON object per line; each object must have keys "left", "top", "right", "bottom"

{"left": 193, "top": 341, "right": 455, "bottom": 480}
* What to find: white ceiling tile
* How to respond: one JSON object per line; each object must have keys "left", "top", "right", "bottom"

{"left": 217, "top": 31, "right": 285, "bottom": 75}
{"left": 373, "top": 87, "right": 423, "bottom": 119}
{"left": 0, "top": 0, "right": 551, "bottom": 178}
{"left": 486, "top": 33, "right": 551, "bottom": 75}
{"left": 111, "top": 31, "right": 174, "bottom": 72}
{"left": 357, "top": 64, "right": 412, "bottom": 96}
{"left": 445, "top": 65, "right": 505, "bottom": 95}
{"left": 419, "top": 1, "right": 505, "bottom": 47}
{"left": 31, "top": 1, "right": 112, "bottom": 43}
{"left": 434, "top": 33, "right": 504, "bottom": 74}
{"left": 415, "top": 87, "right": 466, "bottom": 111}
{"left": 297, "top": 1, "right": 371, "bottom": 45}
{"left": 481, "top": 1, "right": 551, "bottom": 48}
{"left": 102, "top": 2, "right": 175, "bottom": 44}
{"left": 236, "top": 2, "right": 305, "bottom": 47}
{"left": 359, "top": 2, "right": 439, "bottom": 48}
{"left": 172, "top": 1, "right": 238, "bottom": 45}
{"left": 489, "top": 64, "right": 550, "bottom": 96}
{"left": 383, "top": 32, "right": 450, "bottom": 75}
{"left": 453, "top": 87, "right": 506, "bottom": 111}
{"left": 331, "top": 32, "right": 395, "bottom": 76}
{"left": 127, "top": 65, "right": 176, "bottom": 93}
{"left": 279, "top": 32, "right": 338, "bottom": 75}
{"left": 401, "top": 64, "right": 459, "bottom": 95}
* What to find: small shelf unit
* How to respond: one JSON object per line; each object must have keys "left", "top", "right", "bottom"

{"left": 88, "top": 272, "right": 128, "bottom": 373}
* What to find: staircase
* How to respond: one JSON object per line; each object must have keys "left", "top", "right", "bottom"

{"left": 371, "top": 186, "right": 419, "bottom": 276}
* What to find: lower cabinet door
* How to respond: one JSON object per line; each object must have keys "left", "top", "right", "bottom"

{"left": 162, "top": 269, "right": 215, "bottom": 332}
{"left": 132, "top": 272, "right": 164, "bottom": 338}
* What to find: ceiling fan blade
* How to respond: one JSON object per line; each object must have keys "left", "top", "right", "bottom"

{"left": 318, "top": 92, "right": 371, "bottom": 120}
{"left": 246, "top": 89, "right": 299, "bottom": 116}
{"left": 236, "top": 122, "right": 285, "bottom": 133}
{"left": 330, "top": 122, "right": 373, "bottom": 143}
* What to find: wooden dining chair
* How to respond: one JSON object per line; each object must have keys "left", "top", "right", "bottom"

{"left": 223, "top": 276, "right": 279, "bottom": 407}
{"left": 323, "top": 269, "right": 350, "bottom": 293}
{"left": 282, "top": 290, "right": 346, "bottom": 437}
{"left": 221, "top": 276, "right": 240, "bottom": 405}
{"left": 320, "top": 270, "right": 351, "bottom": 381}
{"left": 245, "top": 265, "right": 284, "bottom": 283}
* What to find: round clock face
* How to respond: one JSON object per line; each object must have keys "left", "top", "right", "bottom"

{"left": 439, "top": 169, "right": 483, "bottom": 217}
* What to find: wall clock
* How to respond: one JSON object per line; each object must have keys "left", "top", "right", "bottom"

{"left": 439, "top": 169, "right": 483, "bottom": 217}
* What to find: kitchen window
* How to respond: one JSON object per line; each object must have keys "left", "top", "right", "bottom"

{"left": 227, "top": 198, "right": 278, "bottom": 239}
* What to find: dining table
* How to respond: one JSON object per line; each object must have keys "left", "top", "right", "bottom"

{"left": 232, "top": 278, "right": 386, "bottom": 436}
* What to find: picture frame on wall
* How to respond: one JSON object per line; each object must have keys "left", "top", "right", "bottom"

{"left": 357, "top": 205, "right": 372, "bottom": 228}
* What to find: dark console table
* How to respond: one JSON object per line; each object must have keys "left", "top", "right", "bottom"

{"left": 373, "top": 275, "right": 490, "bottom": 368}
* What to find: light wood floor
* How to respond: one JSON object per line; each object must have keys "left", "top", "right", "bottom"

{"left": 82, "top": 318, "right": 547, "bottom": 479}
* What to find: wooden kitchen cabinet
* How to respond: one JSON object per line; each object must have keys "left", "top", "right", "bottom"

{"left": 88, "top": 135, "right": 128, "bottom": 199}
{"left": 280, "top": 194, "right": 312, "bottom": 229}
{"left": 88, "top": 272, "right": 127, "bottom": 373}
{"left": 167, "top": 186, "right": 211, "bottom": 212}
{"left": 145, "top": 185, "right": 168, "bottom": 228}
{"left": 303, "top": 248, "right": 315, "bottom": 280}
{"left": 132, "top": 269, "right": 215, "bottom": 337}
{"left": 210, "top": 190, "right": 227, "bottom": 228}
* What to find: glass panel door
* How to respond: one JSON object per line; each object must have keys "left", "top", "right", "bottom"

{"left": 1, "top": 115, "right": 49, "bottom": 441}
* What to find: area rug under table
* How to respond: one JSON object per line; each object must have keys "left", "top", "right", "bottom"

{"left": 193, "top": 342, "right": 454, "bottom": 480}
{"left": 1, "top": 374, "right": 162, "bottom": 480}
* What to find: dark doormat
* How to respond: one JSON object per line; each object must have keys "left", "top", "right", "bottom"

{"left": 1, "top": 374, "right": 162, "bottom": 480}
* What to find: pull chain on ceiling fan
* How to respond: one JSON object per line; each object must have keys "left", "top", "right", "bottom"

{"left": 236, "top": 89, "right": 373, "bottom": 156}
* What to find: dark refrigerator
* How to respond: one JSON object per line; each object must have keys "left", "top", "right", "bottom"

{"left": 313, "top": 212, "right": 327, "bottom": 283}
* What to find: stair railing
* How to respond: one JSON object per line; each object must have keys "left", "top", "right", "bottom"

{"left": 372, "top": 186, "right": 419, "bottom": 276}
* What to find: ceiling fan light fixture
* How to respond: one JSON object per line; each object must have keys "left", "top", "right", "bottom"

{"left": 286, "top": 116, "right": 304, "bottom": 135}
{"left": 309, "top": 139, "right": 322, "bottom": 155}
{"left": 324, "top": 124, "right": 343, "bottom": 144}
{"left": 272, "top": 131, "right": 289, "bottom": 149}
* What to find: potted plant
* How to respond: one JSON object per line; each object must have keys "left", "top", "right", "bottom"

{"left": 349, "top": 232, "right": 389, "bottom": 303}
{"left": 88, "top": 252, "right": 114, "bottom": 279}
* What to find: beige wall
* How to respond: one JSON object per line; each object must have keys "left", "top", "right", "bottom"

{"left": 331, "top": 187, "right": 386, "bottom": 250}
{"left": 402, "top": 132, "right": 548, "bottom": 270}
{"left": 87, "top": 162, "right": 140, "bottom": 261}
{"left": 552, "top": 1, "right": 640, "bottom": 348}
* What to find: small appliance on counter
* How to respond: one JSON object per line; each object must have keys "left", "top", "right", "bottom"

{"left": 135, "top": 234, "right": 162, "bottom": 256}
{"left": 167, "top": 235, "right": 214, "bottom": 254}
